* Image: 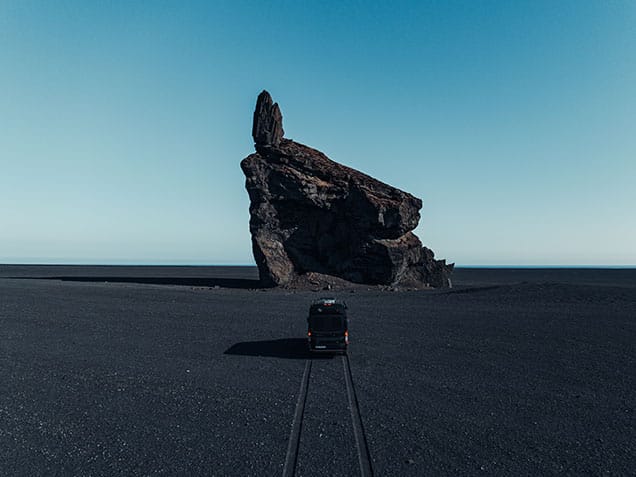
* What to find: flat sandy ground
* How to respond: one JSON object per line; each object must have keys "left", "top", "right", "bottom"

{"left": 0, "top": 266, "right": 634, "bottom": 476}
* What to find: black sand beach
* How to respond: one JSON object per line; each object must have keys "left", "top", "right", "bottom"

{"left": 0, "top": 266, "right": 634, "bottom": 475}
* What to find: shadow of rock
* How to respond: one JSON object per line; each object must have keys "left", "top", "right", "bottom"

{"left": 444, "top": 285, "right": 502, "bottom": 294}
{"left": 224, "top": 338, "right": 334, "bottom": 360}
{"left": 13, "top": 276, "right": 262, "bottom": 289}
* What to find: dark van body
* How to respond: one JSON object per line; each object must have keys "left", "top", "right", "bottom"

{"left": 307, "top": 298, "right": 349, "bottom": 353}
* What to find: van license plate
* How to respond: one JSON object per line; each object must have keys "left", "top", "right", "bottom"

{"left": 315, "top": 345, "right": 326, "bottom": 349}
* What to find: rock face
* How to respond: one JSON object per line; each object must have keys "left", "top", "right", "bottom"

{"left": 241, "top": 90, "right": 454, "bottom": 288}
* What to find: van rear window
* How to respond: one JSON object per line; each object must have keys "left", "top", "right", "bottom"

{"left": 310, "top": 304, "right": 346, "bottom": 315}
{"left": 309, "top": 315, "right": 344, "bottom": 332}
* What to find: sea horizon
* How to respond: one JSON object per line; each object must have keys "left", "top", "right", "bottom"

{"left": 1, "top": 262, "right": 635, "bottom": 269}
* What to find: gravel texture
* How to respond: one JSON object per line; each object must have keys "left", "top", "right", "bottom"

{"left": 0, "top": 266, "right": 634, "bottom": 476}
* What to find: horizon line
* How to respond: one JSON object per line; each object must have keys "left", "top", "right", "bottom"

{"left": 1, "top": 262, "right": 635, "bottom": 269}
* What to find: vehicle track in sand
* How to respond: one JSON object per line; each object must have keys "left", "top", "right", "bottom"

{"left": 282, "top": 355, "right": 373, "bottom": 477}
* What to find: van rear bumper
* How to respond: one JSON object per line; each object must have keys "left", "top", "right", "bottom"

{"left": 308, "top": 336, "right": 347, "bottom": 352}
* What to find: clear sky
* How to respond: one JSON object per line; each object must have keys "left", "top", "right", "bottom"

{"left": 1, "top": 0, "right": 634, "bottom": 266}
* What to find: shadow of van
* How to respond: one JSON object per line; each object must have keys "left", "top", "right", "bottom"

{"left": 224, "top": 338, "right": 334, "bottom": 360}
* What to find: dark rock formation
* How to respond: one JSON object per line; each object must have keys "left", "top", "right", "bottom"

{"left": 241, "top": 90, "right": 453, "bottom": 288}
{"left": 252, "top": 91, "right": 284, "bottom": 149}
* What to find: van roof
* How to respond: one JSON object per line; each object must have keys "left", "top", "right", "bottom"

{"left": 311, "top": 297, "right": 344, "bottom": 306}
{"left": 309, "top": 299, "right": 347, "bottom": 316}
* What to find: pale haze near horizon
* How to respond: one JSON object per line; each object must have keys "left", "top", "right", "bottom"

{"left": 1, "top": 1, "right": 635, "bottom": 266}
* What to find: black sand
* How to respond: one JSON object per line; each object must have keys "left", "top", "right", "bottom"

{"left": 0, "top": 266, "right": 634, "bottom": 475}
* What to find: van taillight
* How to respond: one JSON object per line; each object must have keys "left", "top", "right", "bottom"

{"left": 307, "top": 331, "right": 312, "bottom": 337}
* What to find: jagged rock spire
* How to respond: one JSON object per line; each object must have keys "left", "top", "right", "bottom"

{"left": 252, "top": 90, "right": 284, "bottom": 148}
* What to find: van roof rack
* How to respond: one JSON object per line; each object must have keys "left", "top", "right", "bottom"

{"left": 310, "top": 298, "right": 347, "bottom": 309}
{"left": 313, "top": 297, "right": 347, "bottom": 305}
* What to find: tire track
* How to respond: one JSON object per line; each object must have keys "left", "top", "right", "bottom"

{"left": 283, "top": 355, "right": 373, "bottom": 477}
{"left": 282, "top": 360, "right": 312, "bottom": 477}
{"left": 342, "top": 354, "right": 374, "bottom": 477}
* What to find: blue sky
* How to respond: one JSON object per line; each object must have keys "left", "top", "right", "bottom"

{"left": 1, "top": 0, "right": 634, "bottom": 266}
